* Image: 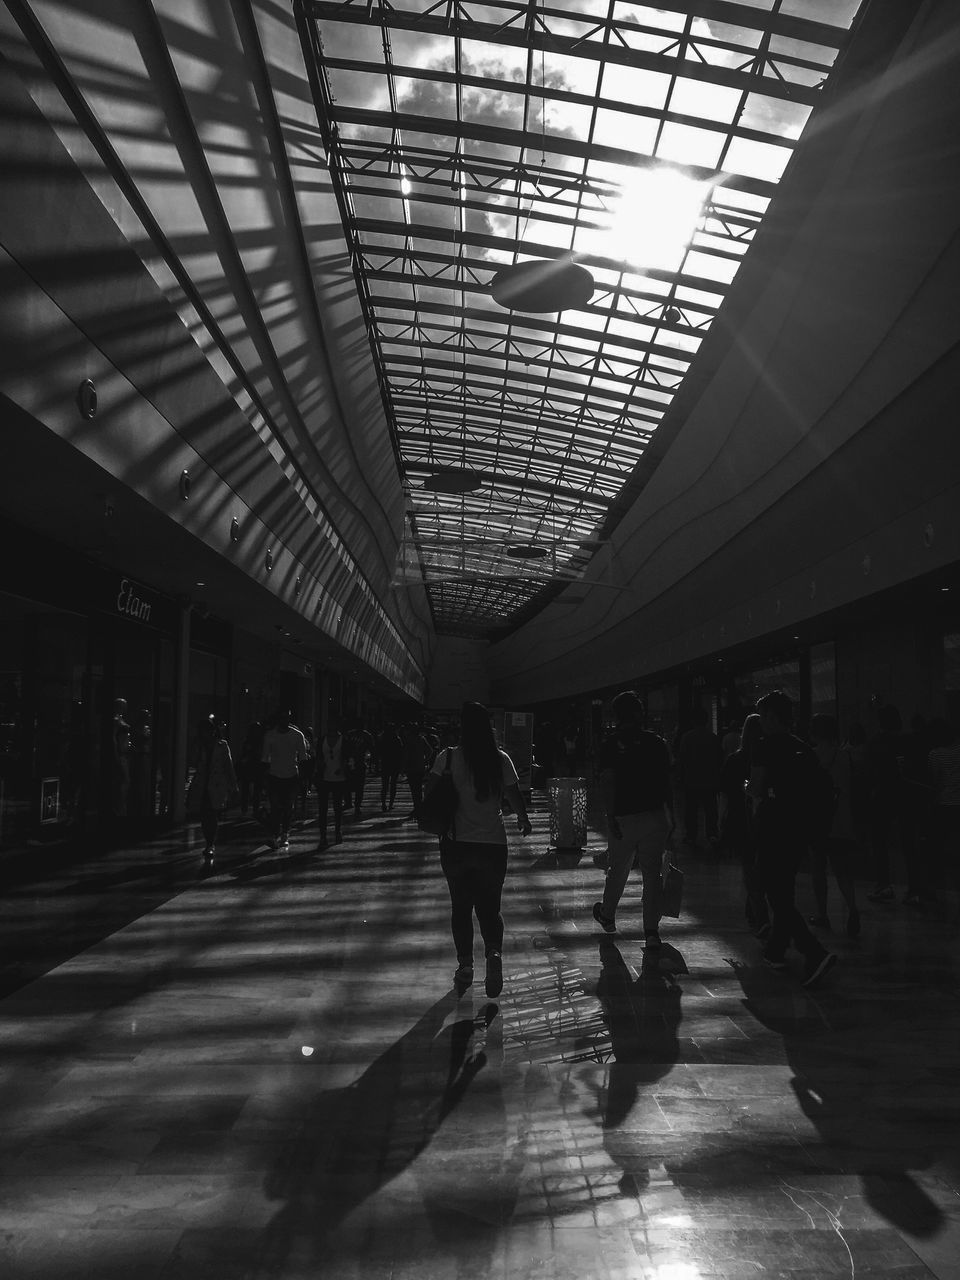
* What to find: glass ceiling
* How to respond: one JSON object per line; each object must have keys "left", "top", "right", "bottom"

{"left": 297, "top": 0, "right": 864, "bottom": 639}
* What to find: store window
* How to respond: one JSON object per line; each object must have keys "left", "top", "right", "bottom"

{"left": 0, "top": 593, "right": 89, "bottom": 850}
{"left": 810, "top": 642, "right": 838, "bottom": 720}
{"left": 734, "top": 659, "right": 802, "bottom": 710}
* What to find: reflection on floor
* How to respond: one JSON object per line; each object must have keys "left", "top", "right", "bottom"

{"left": 1, "top": 785, "right": 958, "bottom": 1279}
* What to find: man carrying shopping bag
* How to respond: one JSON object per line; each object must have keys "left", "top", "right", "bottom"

{"left": 593, "top": 692, "right": 676, "bottom": 948}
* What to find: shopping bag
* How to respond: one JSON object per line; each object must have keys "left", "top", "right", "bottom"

{"left": 661, "top": 851, "right": 684, "bottom": 919}
{"left": 417, "top": 749, "right": 458, "bottom": 837}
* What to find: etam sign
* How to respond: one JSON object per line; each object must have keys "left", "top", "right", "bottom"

{"left": 116, "top": 577, "right": 153, "bottom": 625}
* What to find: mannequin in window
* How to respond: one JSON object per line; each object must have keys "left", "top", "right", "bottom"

{"left": 112, "top": 697, "right": 132, "bottom": 817}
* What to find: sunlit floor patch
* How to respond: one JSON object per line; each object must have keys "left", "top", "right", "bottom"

{"left": 0, "top": 780, "right": 958, "bottom": 1278}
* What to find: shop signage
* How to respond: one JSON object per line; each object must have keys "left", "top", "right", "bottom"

{"left": 116, "top": 577, "right": 153, "bottom": 624}
{"left": 106, "top": 573, "right": 177, "bottom": 632}
{"left": 107, "top": 575, "right": 176, "bottom": 633}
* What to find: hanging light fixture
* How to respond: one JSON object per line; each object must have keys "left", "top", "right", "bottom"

{"left": 505, "top": 543, "right": 548, "bottom": 560}
{"left": 421, "top": 468, "right": 484, "bottom": 494}
{"left": 490, "top": 3, "right": 593, "bottom": 316}
{"left": 491, "top": 259, "right": 594, "bottom": 314}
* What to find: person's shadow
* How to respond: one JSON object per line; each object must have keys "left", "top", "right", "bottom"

{"left": 590, "top": 939, "right": 684, "bottom": 1126}
{"left": 725, "top": 958, "right": 949, "bottom": 1241}
{"left": 568, "top": 939, "right": 684, "bottom": 1203}
{"left": 253, "top": 991, "right": 518, "bottom": 1273}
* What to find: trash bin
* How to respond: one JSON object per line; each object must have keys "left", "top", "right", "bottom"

{"left": 547, "top": 776, "right": 588, "bottom": 850}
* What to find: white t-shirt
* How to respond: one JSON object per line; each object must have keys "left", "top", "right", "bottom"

{"left": 430, "top": 745, "right": 519, "bottom": 845}
{"left": 262, "top": 726, "right": 308, "bottom": 779}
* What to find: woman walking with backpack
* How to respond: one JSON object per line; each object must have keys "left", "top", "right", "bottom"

{"left": 423, "top": 702, "right": 532, "bottom": 997}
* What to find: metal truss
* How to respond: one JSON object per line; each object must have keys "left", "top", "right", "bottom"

{"left": 296, "top": 0, "right": 862, "bottom": 638}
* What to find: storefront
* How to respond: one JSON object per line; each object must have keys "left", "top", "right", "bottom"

{"left": 0, "top": 524, "right": 178, "bottom": 857}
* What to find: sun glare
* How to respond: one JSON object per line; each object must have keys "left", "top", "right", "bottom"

{"left": 588, "top": 166, "right": 710, "bottom": 272}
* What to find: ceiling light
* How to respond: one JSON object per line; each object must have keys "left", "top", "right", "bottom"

{"left": 491, "top": 259, "right": 594, "bottom": 313}
{"left": 421, "top": 469, "right": 484, "bottom": 494}
{"left": 505, "top": 544, "right": 548, "bottom": 560}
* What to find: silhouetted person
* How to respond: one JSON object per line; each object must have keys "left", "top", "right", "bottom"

{"left": 262, "top": 710, "right": 308, "bottom": 850}
{"left": 192, "top": 715, "right": 237, "bottom": 864}
{"left": 376, "top": 723, "right": 403, "bottom": 812}
{"left": 237, "top": 720, "right": 265, "bottom": 817}
{"left": 316, "top": 721, "right": 347, "bottom": 849}
{"left": 423, "top": 701, "right": 531, "bottom": 997}
{"left": 343, "top": 722, "right": 373, "bottom": 817}
{"left": 721, "top": 715, "right": 742, "bottom": 759}
{"left": 402, "top": 723, "right": 432, "bottom": 820}
{"left": 593, "top": 691, "right": 675, "bottom": 948}
{"left": 749, "top": 690, "right": 836, "bottom": 988}
{"left": 677, "top": 706, "right": 721, "bottom": 848}
{"left": 112, "top": 696, "right": 132, "bottom": 819}
{"left": 807, "top": 714, "right": 860, "bottom": 937}
{"left": 297, "top": 726, "right": 316, "bottom": 821}
{"left": 719, "top": 712, "right": 768, "bottom": 932}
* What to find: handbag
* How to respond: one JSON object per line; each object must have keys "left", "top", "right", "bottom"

{"left": 661, "top": 851, "right": 684, "bottom": 919}
{"left": 417, "top": 749, "right": 458, "bottom": 837}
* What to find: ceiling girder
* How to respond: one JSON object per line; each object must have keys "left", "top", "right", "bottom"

{"left": 307, "top": 1, "right": 836, "bottom": 105}
{"left": 296, "top": 0, "right": 860, "bottom": 636}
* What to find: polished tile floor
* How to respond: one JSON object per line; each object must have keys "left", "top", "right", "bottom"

{"left": 1, "top": 788, "right": 958, "bottom": 1279}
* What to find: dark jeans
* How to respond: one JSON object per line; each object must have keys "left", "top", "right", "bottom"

{"left": 345, "top": 767, "right": 367, "bottom": 813}
{"left": 380, "top": 770, "right": 400, "bottom": 809}
{"left": 683, "top": 786, "right": 718, "bottom": 844}
{"left": 757, "top": 831, "right": 825, "bottom": 964}
{"left": 318, "top": 781, "right": 345, "bottom": 838}
{"left": 729, "top": 825, "right": 768, "bottom": 929}
{"left": 238, "top": 770, "right": 262, "bottom": 816}
{"left": 870, "top": 797, "right": 920, "bottom": 890}
{"left": 440, "top": 839, "right": 508, "bottom": 959}
{"left": 408, "top": 771, "right": 425, "bottom": 817}
{"left": 200, "top": 801, "right": 220, "bottom": 850}
{"left": 810, "top": 836, "right": 857, "bottom": 917}
{"left": 267, "top": 776, "right": 299, "bottom": 840}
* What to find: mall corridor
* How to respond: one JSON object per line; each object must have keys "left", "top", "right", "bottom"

{"left": 1, "top": 786, "right": 958, "bottom": 1280}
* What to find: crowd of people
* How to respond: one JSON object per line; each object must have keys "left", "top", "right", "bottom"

{"left": 184, "top": 694, "right": 959, "bottom": 1000}
{"left": 186, "top": 711, "right": 451, "bottom": 861}
{"left": 596, "top": 691, "right": 960, "bottom": 990}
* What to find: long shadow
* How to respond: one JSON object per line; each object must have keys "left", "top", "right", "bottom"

{"left": 725, "top": 958, "right": 954, "bottom": 1240}
{"left": 255, "top": 992, "right": 508, "bottom": 1272}
{"left": 593, "top": 939, "right": 684, "bottom": 1127}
